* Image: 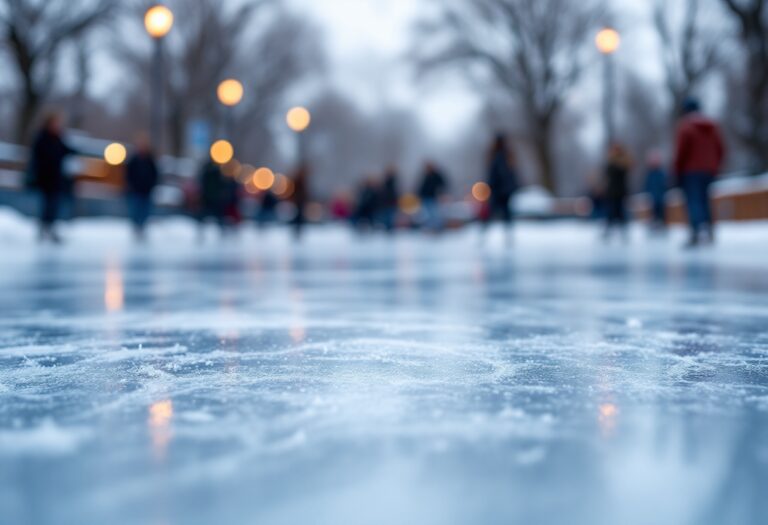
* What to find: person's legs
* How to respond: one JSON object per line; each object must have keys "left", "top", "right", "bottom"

{"left": 701, "top": 174, "right": 715, "bottom": 243}
{"left": 652, "top": 197, "right": 666, "bottom": 228}
{"left": 683, "top": 175, "right": 704, "bottom": 245}
{"left": 39, "top": 191, "right": 61, "bottom": 242}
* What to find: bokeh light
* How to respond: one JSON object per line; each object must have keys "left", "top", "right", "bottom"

{"left": 217, "top": 79, "right": 244, "bottom": 107}
{"left": 596, "top": 28, "right": 621, "bottom": 55}
{"left": 399, "top": 193, "right": 421, "bottom": 215}
{"left": 253, "top": 167, "right": 276, "bottom": 191}
{"left": 210, "top": 140, "right": 234, "bottom": 164}
{"left": 104, "top": 143, "right": 127, "bottom": 166}
{"left": 472, "top": 182, "right": 492, "bottom": 202}
{"left": 286, "top": 107, "right": 311, "bottom": 133}
{"left": 144, "top": 5, "right": 174, "bottom": 39}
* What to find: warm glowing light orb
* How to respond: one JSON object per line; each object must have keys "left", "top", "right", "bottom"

{"left": 144, "top": 5, "right": 174, "bottom": 39}
{"left": 253, "top": 167, "right": 276, "bottom": 191}
{"left": 596, "top": 28, "right": 621, "bottom": 54}
{"left": 286, "top": 106, "right": 311, "bottom": 133}
{"left": 104, "top": 143, "right": 127, "bottom": 166}
{"left": 472, "top": 182, "right": 492, "bottom": 202}
{"left": 217, "top": 79, "right": 244, "bottom": 107}
{"left": 210, "top": 140, "right": 234, "bottom": 164}
{"left": 399, "top": 193, "right": 422, "bottom": 215}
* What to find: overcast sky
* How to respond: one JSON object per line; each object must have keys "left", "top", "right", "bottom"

{"left": 289, "top": 0, "right": 482, "bottom": 142}
{"left": 285, "top": 0, "right": 670, "bottom": 146}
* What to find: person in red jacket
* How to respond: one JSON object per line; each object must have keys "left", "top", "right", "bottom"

{"left": 673, "top": 98, "right": 725, "bottom": 247}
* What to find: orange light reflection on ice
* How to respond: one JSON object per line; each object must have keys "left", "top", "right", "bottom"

{"left": 149, "top": 400, "right": 174, "bottom": 461}
{"left": 105, "top": 265, "right": 124, "bottom": 312}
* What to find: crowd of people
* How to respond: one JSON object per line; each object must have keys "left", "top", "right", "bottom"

{"left": 592, "top": 98, "right": 725, "bottom": 248}
{"left": 25, "top": 97, "right": 725, "bottom": 249}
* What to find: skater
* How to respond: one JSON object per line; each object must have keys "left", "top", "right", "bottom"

{"left": 673, "top": 98, "right": 725, "bottom": 248}
{"left": 354, "top": 177, "right": 379, "bottom": 233}
{"left": 484, "top": 134, "right": 519, "bottom": 242}
{"left": 197, "top": 157, "right": 225, "bottom": 239}
{"left": 378, "top": 167, "right": 400, "bottom": 233}
{"left": 418, "top": 162, "right": 449, "bottom": 233}
{"left": 603, "top": 144, "right": 632, "bottom": 242}
{"left": 292, "top": 163, "right": 310, "bottom": 240}
{"left": 30, "top": 113, "right": 77, "bottom": 244}
{"left": 124, "top": 135, "right": 159, "bottom": 241}
{"left": 643, "top": 150, "right": 668, "bottom": 233}
{"left": 256, "top": 190, "right": 279, "bottom": 229}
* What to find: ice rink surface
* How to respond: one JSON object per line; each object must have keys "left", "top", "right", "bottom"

{"left": 0, "top": 211, "right": 766, "bottom": 525}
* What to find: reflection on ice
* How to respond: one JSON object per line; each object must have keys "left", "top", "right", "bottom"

{"left": 149, "top": 400, "right": 174, "bottom": 462}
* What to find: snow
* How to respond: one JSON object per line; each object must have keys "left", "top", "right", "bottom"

{"left": 0, "top": 207, "right": 767, "bottom": 525}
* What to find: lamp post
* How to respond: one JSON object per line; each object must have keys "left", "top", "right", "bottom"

{"left": 286, "top": 106, "right": 311, "bottom": 166}
{"left": 217, "top": 78, "right": 244, "bottom": 140}
{"left": 144, "top": 5, "right": 174, "bottom": 154}
{"left": 596, "top": 27, "right": 621, "bottom": 146}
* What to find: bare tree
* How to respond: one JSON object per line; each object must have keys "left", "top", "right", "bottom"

{"left": 0, "top": 0, "right": 114, "bottom": 143}
{"left": 113, "top": 1, "right": 322, "bottom": 159}
{"left": 653, "top": 0, "right": 722, "bottom": 123}
{"left": 416, "top": 0, "right": 602, "bottom": 193}
{"left": 114, "top": 0, "right": 264, "bottom": 156}
{"left": 719, "top": 0, "right": 768, "bottom": 172}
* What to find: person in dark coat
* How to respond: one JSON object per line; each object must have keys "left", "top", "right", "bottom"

{"left": 31, "top": 113, "right": 76, "bottom": 243}
{"left": 643, "top": 150, "right": 668, "bottom": 232}
{"left": 124, "top": 135, "right": 159, "bottom": 241}
{"left": 221, "top": 172, "right": 242, "bottom": 234}
{"left": 197, "top": 158, "right": 225, "bottom": 239}
{"left": 673, "top": 98, "right": 725, "bottom": 247}
{"left": 603, "top": 143, "right": 632, "bottom": 242}
{"left": 485, "top": 134, "right": 519, "bottom": 241}
{"left": 354, "top": 177, "right": 379, "bottom": 232}
{"left": 378, "top": 167, "right": 400, "bottom": 233}
{"left": 292, "top": 163, "right": 310, "bottom": 240}
{"left": 418, "top": 162, "right": 449, "bottom": 232}
{"left": 256, "top": 190, "right": 279, "bottom": 229}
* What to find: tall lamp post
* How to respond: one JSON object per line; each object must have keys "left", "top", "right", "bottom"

{"left": 286, "top": 106, "right": 311, "bottom": 166}
{"left": 217, "top": 78, "right": 244, "bottom": 140}
{"left": 144, "top": 5, "right": 174, "bottom": 154}
{"left": 596, "top": 27, "right": 621, "bottom": 146}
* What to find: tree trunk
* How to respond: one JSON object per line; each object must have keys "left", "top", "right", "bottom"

{"left": 532, "top": 115, "right": 557, "bottom": 194}
{"left": 16, "top": 83, "right": 40, "bottom": 145}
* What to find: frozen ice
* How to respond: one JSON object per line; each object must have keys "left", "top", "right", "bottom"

{"left": 0, "top": 208, "right": 767, "bottom": 525}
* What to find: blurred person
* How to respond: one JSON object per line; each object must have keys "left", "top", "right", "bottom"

{"left": 197, "top": 158, "right": 225, "bottom": 239}
{"left": 603, "top": 144, "right": 632, "bottom": 242}
{"left": 673, "top": 98, "right": 725, "bottom": 248}
{"left": 378, "top": 167, "right": 400, "bottom": 233}
{"left": 330, "top": 191, "right": 353, "bottom": 222}
{"left": 643, "top": 150, "right": 669, "bottom": 233}
{"left": 256, "top": 190, "right": 279, "bottom": 229}
{"left": 292, "top": 163, "right": 310, "bottom": 240}
{"left": 484, "top": 134, "right": 519, "bottom": 242}
{"left": 124, "top": 135, "right": 159, "bottom": 242}
{"left": 31, "top": 113, "right": 77, "bottom": 244}
{"left": 221, "top": 172, "right": 243, "bottom": 235}
{"left": 354, "top": 177, "right": 379, "bottom": 233}
{"left": 418, "top": 162, "right": 449, "bottom": 233}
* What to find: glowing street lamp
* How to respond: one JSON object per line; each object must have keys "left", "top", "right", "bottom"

{"left": 595, "top": 28, "right": 621, "bottom": 55}
{"left": 217, "top": 79, "right": 244, "bottom": 140}
{"left": 144, "top": 5, "right": 174, "bottom": 154}
{"left": 596, "top": 27, "right": 621, "bottom": 145}
{"left": 286, "top": 106, "right": 311, "bottom": 133}
{"left": 217, "top": 79, "right": 244, "bottom": 107}
{"left": 104, "top": 143, "right": 128, "bottom": 166}
{"left": 210, "top": 140, "right": 234, "bottom": 165}
{"left": 144, "top": 5, "right": 174, "bottom": 38}
{"left": 286, "top": 106, "right": 311, "bottom": 168}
